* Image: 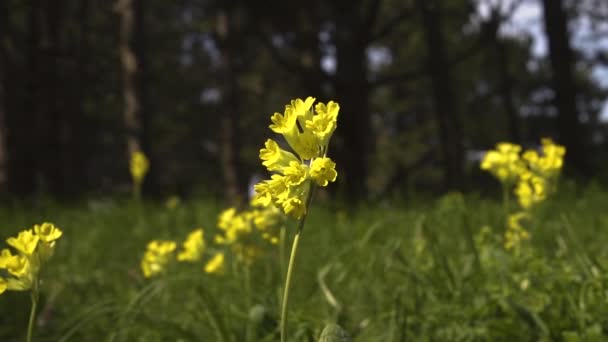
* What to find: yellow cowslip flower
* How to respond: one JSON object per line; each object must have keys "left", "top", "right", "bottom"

{"left": 130, "top": 151, "right": 149, "bottom": 183}
{"left": 514, "top": 172, "right": 546, "bottom": 209}
{"left": 0, "top": 249, "right": 11, "bottom": 268}
{"left": 307, "top": 101, "right": 339, "bottom": 148}
{"left": 33, "top": 222, "right": 62, "bottom": 243}
{"left": 0, "top": 223, "right": 62, "bottom": 296}
{"left": 140, "top": 240, "right": 176, "bottom": 278}
{"left": 6, "top": 254, "right": 31, "bottom": 278}
{"left": 216, "top": 208, "right": 252, "bottom": 245}
{"left": 310, "top": 157, "right": 338, "bottom": 186}
{"left": 6, "top": 230, "right": 39, "bottom": 256}
{"left": 177, "top": 229, "right": 205, "bottom": 262}
{"left": 282, "top": 161, "right": 309, "bottom": 186}
{"left": 282, "top": 196, "right": 306, "bottom": 220}
{"left": 204, "top": 252, "right": 224, "bottom": 274}
{"left": 480, "top": 142, "right": 524, "bottom": 184}
{"left": 256, "top": 97, "right": 339, "bottom": 219}
{"left": 260, "top": 139, "right": 300, "bottom": 172}
{"left": 504, "top": 211, "right": 530, "bottom": 250}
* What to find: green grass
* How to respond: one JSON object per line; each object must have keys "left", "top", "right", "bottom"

{"left": 1, "top": 183, "right": 608, "bottom": 341}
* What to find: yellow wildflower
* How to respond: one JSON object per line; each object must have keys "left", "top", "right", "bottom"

{"left": 255, "top": 97, "right": 339, "bottom": 219}
{"left": 282, "top": 162, "right": 309, "bottom": 186}
{"left": 6, "top": 254, "right": 31, "bottom": 278}
{"left": 140, "top": 240, "right": 176, "bottom": 278}
{"left": 480, "top": 142, "right": 524, "bottom": 184}
{"left": 0, "top": 278, "right": 6, "bottom": 295}
{"left": 260, "top": 139, "right": 300, "bottom": 172}
{"left": 177, "top": 229, "right": 205, "bottom": 262}
{"left": 130, "top": 151, "right": 149, "bottom": 183}
{"left": 307, "top": 101, "right": 339, "bottom": 148}
{"left": 514, "top": 172, "right": 546, "bottom": 209}
{"left": 310, "top": 157, "right": 338, "bottom": 186}
{"left": 204, "top": 252, "right": 224, "bottom": 274}
{"left": 7, "top": 230, "right": 39, "bottom": 256}
{"left": 33, "top": 222, "right": 63, "bottom": 243}
{"left": 504, "top": 212, "right": 530, "bottom": 250}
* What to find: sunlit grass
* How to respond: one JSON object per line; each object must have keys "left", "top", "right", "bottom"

{"left": 0, "top": 184, "right": 607, "bottom": 340}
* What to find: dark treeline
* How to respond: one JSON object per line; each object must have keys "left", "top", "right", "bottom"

{"left": 0, "top": 0, "right": 606, "bottom": 201}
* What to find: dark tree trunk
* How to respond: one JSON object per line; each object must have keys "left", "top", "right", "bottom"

{"left": 42, "top": 0, "right": 67, "bottom": 195}
{"left": 0, "top": 0, "right": 9, "bottom": 192}
{"left": 333, "top": 1, "right": 372, "bottom": 201}
{"left": 115, "top": 0, "right": 144, "bottom": 177}
{"left": 11, "top": 0, "right": 43, "bottom": 195}
{"left": 133, "top": 0, "right": 158, "bottom": 195}
{"left": 66, "top": 0, "right": 91, "bottom": 195}
{"left": 541, "top": 0, "right": 589, "bottom": 175}
{"left": 216, "top": 10, "right": 244, "bottom": 204}
{"left": 495, "top": 39, "right": 521, "bottom": 143}
{"left": 417, "top": 0, "right": 464, "bottom": 190}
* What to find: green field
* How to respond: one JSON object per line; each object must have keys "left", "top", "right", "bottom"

{"left": 1, "top": 184, "right": 608, "bottom": 341}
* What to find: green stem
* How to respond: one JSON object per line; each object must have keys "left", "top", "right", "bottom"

{"left": 279, "top": 226, "right": 287, "bottom": 280}
{"left": 244, "top": 264, "right": 252, "bottom": 342}
{"left": 26, "top": 280, "right": 39, "bottom": 342}
{"left": 280, "top": 185, "right": 315, "bottom": 342}
{"left": 502, "top": 183, "right": 510, "bottom": 218}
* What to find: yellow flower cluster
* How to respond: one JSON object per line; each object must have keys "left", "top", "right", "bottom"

{"left": 214, "top": 202, "right": 284, "bottom": 264}
{"left": 253, "top": 97, "right": 339, "bottom": 219}
{"left": 480, "top": 142, "right": 525, "bottom": 185}
{"left": 130, "top": 151, "right": 149, "bottom": 185}
{"left": 504, "top": 212, "right": 530, "bottom": 250}
{"left": 0, "top": 223, "right": 62, "bottom": 295}
{"left": 141, "top": 240, "right": 176, "bottom": 278}
{"left": 481, "top": 138, "right": 566, "bottom": 250}
{"left": 140, "top": 228, "right": 224, "bottom": 278}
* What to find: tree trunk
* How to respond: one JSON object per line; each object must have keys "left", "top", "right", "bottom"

{"left": 115, "top": 0, "right": 143, "bottom": 171}
{"left": 495, "top": 39, "right": 521, "bottom": 143}
{"left": 12, "top": 0, "right": 43, "bottom": 195}
{"left": 41, "top": 0, "right": 66, "bottom": 195}
{"left": 0, "top": 0, "right": 9, "bottom": 192}
{"left": 216, "top": 11, "right": 243, "bottom": 204}
{"left": 333, "top": 1, "right": 372, "bottom": 201}
{"left": 541, "top": 0, "right": 589, "bottom": 175}
{"left": 417, "top": 0, "right": 464, "bottom": 190}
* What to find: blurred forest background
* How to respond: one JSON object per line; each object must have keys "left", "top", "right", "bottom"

{"left": 0, "top": 0, "right": 607, "bottom": 202}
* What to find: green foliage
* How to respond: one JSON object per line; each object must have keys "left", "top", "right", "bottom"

{"left": 1, "top": 186, "right": 608, "bottom": 340}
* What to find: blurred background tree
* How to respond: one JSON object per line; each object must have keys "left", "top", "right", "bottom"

{"left": 0, "top": 0, "right": 606, "bottom": 202}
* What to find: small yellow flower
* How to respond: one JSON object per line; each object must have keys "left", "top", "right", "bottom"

{"left": 514, "top": 172, "right": 546, "bottom": 209}
{"left": 260, "top": 139, "right": 300, "bottom": 172}
{"left": 130, "top": 151, "right": 149, "bottom": 183}
{"left": 504, "top": 211, "right": 530, "bottom": 250}
{"left": 6, "top": 230, "right": 39, "bottom": 256}
{"left": 0, "top": 248, "right": 12, "bottom": 268}
{"left": 310, "top": 157, "right": 338, "bottom": 186}
{"left": 282, "top": 197, "right": 306, "bottom": 219}
{"left": 282, "top": 161, "right": 309, "bottom": 186}
{"left": 33, "top": 222, "right": 63, "bottom": 243}
{"left": 204, "top": 252, "right": 224, "bottom": 274}
{"left": 140, "top": 240, "right": 176, "bottom": 278}
{"left": 177, "top": 229, "right": 205, "bottom": 262}
{"left": 480, "top": 142, "right": 524, "bottom": 184}
{"left": 307, "top": 101, "right": 339, "bottom": 147}
{"left": 6, "top": 254, "right": 31, "bottom": 278}
{"left": 0, "top": 277, "right": 6, "bottom": 295}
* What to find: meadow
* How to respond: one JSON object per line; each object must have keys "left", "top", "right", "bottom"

{"left": 1, "top": 181, "right": 607, "bottom": 341}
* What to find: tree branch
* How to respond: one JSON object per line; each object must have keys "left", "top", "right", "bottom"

{"left": 368, "top": 7, "right": 415, "bottom": 42}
